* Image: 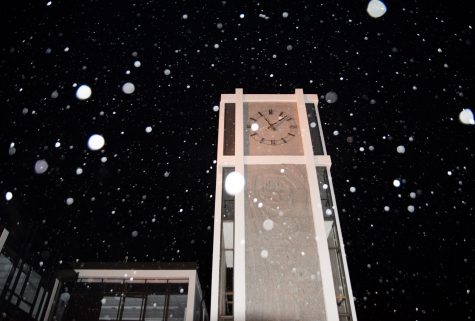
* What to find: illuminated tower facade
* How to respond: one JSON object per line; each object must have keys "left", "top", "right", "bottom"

{"left": 210, "top": 89, "right": 357, "bottom": 321}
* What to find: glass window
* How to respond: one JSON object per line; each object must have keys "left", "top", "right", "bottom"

{"left": 23, "top": 270, "right": 41, "bottom": 303}
{"left": 99, "top": 296, "right": 121, "bottom": 320}
{"left": 19, "top": 300, "right": 31, "bottom": 313}
{"left": 167, "top": 294, "right": 187, "bottom": 321}
{"left": 306, "top": 103, "right": 324, "bottom": 155}
{"left": 316, "top": 166, "right": 353, "bottom": 321}
{"left": 9, "top": 266, "right": 20, "bottom": 290}
{"left": 223, "top": 103, "right": 235, "bottom": 155}
{"left": 122, "top": 296, "right": 144, "bottom": 320}
{"left": 316, "top": 167, "right": 334, "bottom": 220}
{"left": 144, "top": 294, "right": 166, "bottom": 321}
{"left": 222, "top": 168, "right": 235, "bottom": 221}
{"left": 0, "top": 254, "right": 13, "bottom": 292}
{"left": 193, "top": 282, "right": 202, "bottom": 321}
{"left": 14, "top": 271, "right": 27, "bottom": 295}
{"left": 220, "top": 168, "right": 234, "bottom": 319}
{"left": 56, "top": 279, "right": 193, "bottom": 321}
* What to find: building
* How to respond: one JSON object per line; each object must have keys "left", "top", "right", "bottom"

{"left": 0, "top": 226, "right": 208, "bottom": 321}
{"left": 52, "top": 262, "right": 208, "bottom": 321}
{"left": 210, "top": 89, "right": 357, "bottom": 321}
{"left": 1, "top": 225, "right": 60, "bottom": 321}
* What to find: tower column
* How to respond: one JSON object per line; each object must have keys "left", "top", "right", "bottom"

{"left": 233, "top": 88, "right": 246, "bottom": 321}
{"left": 295, "top": 89, "right": 339, "bottom": 321}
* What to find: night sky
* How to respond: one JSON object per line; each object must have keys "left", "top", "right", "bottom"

{"left": 1, "top": 1, "right": 474, "bottom": 320}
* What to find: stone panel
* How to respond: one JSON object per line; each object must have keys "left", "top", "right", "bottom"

{"left": 245, "top": 164, "right": 326, "bottom": 321}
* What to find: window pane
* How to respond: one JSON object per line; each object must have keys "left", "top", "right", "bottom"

{"left": 167, "top": 294, "right": 187, "bottom": 321}
{"left": 99, "top": 296, "right": 121, "bottom": 320}
{"left": 144, "top": 294, "right": 165, "bottom": 321}
{"left": 23, "top": 270, "right": 41, "bottom": 303}
{"left": 19, "top": 300, "right": 31, "bottom": 313}
{"left": 15, "top": 271, "right": 27, "bottom": 295}
{"left": 122, "top": 296, "right": 144, "bottom": 321}
{"left": 223, "top": 103, "right": 235, "bottom": 155}
{"left": 9, "top": 266, "right": 19, "bottom": 290}
{"left": 168, "top": 283, "right": 188, "bottom": 295}
{"left": 0, "top": 254, "right": 13, "bottom": 293}
{"left": 305, "top": 103, "right": 324, "bottom": 155}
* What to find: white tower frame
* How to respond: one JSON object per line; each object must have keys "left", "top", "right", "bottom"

{"left": 210, "top": 89, "right": 357, "bottom": 321}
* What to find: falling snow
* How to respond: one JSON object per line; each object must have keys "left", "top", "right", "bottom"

{"left": 367, "top": 0, "right": 387, "bottom": 18}
{"left": 325, "top": 91, "right": 338, "bottom": 103}
{"left": 87, "top": 134, "right": 105, "bottom": 151}
{"left": 34, "top": 159, "right": 49, "bottom": 174}
{"left": 459, "top": 108, "right": 474, "bottom": 125}
{"left": 262, "top": 219, "right": 274, "bottom": 231}
{"left": 1, "top": 2, "right": 473, "bottom": 320}
{"left": 224, "top": 171, "right": 245, "bottom": 195}
{"left": 76, "top": 85, "right": 92, "bottom": 100}
{"left": 121, "top": 82, "right": 135, "bottom": 94}
{"left": 5, "top": 192, "right": 13, "bottom": 201}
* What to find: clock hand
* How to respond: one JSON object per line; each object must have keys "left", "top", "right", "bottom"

{"left": 261, "top": 115, "right": 277, "bottom": 131}
{"left": 262, "top": 115, "right": 273, "bottom": 125}
{"left": 268, "top": 115, "right": 287, "bottom": 129}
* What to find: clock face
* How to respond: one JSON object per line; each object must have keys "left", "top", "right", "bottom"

{"left": 247, "top": 108, "right": 299, "bottom": 145}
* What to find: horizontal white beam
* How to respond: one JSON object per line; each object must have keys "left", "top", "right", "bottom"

{"left": 245, "top": 155, "right": 306, "bottom": 164}
{"left": 221, "top": 92, "right": 319, "bottom": 104}
{"left": 74, "top": 269, "right": 196, "bottom": 280}
{"left": 315, "top": 155, "right": 332, "bottom": 167}
{"left": 220, "top": 155, "right": 331, "bottom": 166}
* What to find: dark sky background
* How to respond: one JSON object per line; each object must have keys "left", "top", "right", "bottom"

{"left": 1, "top": 0, "right": 474, "bottom": 320}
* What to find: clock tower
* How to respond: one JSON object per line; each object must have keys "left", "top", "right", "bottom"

{"left": 210, "top": 89, "right": 357, "bottom": 321}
